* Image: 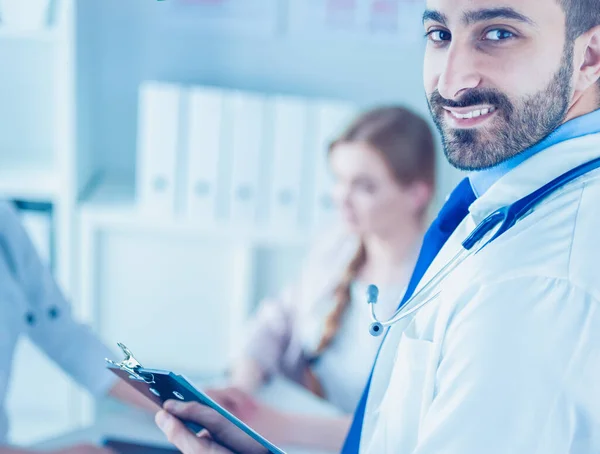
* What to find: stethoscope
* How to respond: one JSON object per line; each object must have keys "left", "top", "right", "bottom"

{"left": 367, "top": 156, "right": 600, "bottom": 337}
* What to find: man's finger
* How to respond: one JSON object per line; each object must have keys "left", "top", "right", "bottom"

{"left": 161, "top": 401, "right": 268, "bottom": 454}
{"left": 164, "top": 401, "right": 221, "bottom": 428}
{"left": 156, "top": 410, "right": 230, "bottom": 454}
{"left": 197, "top": 428, "right": 212, "bottom": 439}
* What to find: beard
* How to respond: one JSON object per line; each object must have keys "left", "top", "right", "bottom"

{"left": 428, "top": 45, "right": 574, "bottom": 171}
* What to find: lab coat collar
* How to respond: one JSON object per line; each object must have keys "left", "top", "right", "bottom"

{"left": 468, "top": 132, "right": 600, "bottom": 224}
{"left": 469, "top": 108, "right": 600, "bottom": 197}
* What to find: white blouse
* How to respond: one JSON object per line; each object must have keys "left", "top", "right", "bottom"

{"left": 311, "top": 281, "right": 406, "bottom": 413}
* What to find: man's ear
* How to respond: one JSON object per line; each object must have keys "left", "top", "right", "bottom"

{"left": 573, "top": 25, "right": 600, "bottom": 95}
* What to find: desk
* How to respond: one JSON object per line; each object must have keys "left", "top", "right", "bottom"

{"left": 33, "top": 378, "right": 341, "bottom": 454}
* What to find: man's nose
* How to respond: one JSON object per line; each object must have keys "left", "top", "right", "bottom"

{"left": 437, "top": 43, "right": 482, "bottom": 100}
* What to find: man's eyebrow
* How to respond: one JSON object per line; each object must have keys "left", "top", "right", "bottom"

{"left": 422, "top": 7, "right": 536, "bottom": 27}
{"left": 462, "top": 7, "right": 536, "bottom": 26}
{"left": 423, "top": 9, "right": 448, "bottom": 26}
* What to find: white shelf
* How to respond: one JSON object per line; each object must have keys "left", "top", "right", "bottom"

{"left": 0, "top": 28, "right": 58, "bottom": 43}
{"left": 80, "top": 172, "right": 136, "bottom": 208}
{"left": 79, "top": 174, "right": 314, "bottom": 247}
{"left": 0, "top": 167, "right": 62, "bottom": 202}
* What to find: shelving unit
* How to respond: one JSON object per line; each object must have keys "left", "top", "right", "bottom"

{"left": 78, "top": 172, "right": 316, "bottom": 244}
{"left": 3, "top": 0, "right": 465, "bottom": 447}
{"left": 0, "top": 167, "right": 60, "bottom": 201}
{"left": 0, "top": 0, "right": 83, "bottom": 445}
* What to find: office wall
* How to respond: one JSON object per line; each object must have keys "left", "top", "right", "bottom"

{"left": 77, "top": 0, "right": 463, "bottom": 208}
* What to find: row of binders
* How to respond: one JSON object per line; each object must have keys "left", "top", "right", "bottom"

{"left": 136, "top": 81, "right": 359, "bottom": 231}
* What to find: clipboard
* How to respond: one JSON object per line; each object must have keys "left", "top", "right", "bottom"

{"left": 106, "top": 343, "right": 286, "bottom": 454}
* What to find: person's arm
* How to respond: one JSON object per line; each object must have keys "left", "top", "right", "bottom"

{"left": 229, "top": 357, "right": 267, "bottom": 395}
{"left": 229, "top": 287, "right": 297, "bottom": 394}
{"left": 272, "top": 413, "right": 351, "bottom": 452}
{"left": 0, "top": 203, "right": 153, "bottom": 412}
{"left": 231, "top": 228, "right": 352, "bottom": 394}
{"left": 204, "top": 387, "right": 350, "bottom": 452}
{"left": 409, "top": 276, "right": 596, "bottom": 454}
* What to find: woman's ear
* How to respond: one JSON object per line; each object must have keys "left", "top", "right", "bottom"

{"left": 573, "top": 25, "right": 600, "bottom": 98}
{"left": 408, "top": 181, "right": 434, "bottom": 216}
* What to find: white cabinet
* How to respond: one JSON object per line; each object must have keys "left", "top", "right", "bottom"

{"left": 77, "top": 209, "right": 312, "bottom": 380}
{"left": 96, "top": 230, "right": 242, "bottom": 375}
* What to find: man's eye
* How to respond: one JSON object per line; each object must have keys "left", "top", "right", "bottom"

{"left": 483, "top": 29, "right": 515, "bottom": 41}
{"left": 427, "top": 30, "right": 452, "bottom": 42}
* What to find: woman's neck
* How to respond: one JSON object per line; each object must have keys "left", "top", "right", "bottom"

{"left": 359, "top": 220, "right": 424, "bottom": 286}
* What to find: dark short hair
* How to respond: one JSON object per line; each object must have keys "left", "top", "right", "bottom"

{"left": 559, "top": 0, "right": 600, "bottom": 87}
{"left": 560, "top": 0, "right": 600, "bottom": 39}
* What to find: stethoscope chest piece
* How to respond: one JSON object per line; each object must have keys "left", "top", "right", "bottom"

{"left": 369, "top": 321, "right": 384, "bottom": 337}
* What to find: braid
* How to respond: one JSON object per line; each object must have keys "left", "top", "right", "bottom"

{"left": 315, "top": 242, "right": 367, "bottom": 355}
{"left": 304, "top": 243, "right": 367, "bottom": 398}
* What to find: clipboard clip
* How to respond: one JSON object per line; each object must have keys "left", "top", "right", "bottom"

{"left": 105, "top": 343, "right": 155, "bottom": 384}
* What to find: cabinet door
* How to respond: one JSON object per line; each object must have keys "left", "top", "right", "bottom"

{"left": 93, "top": 229, "right": 246, "bottom": 377}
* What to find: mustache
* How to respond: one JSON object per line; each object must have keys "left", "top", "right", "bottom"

{"left": 428, "top": 89, "right": 513, "bottom": 113}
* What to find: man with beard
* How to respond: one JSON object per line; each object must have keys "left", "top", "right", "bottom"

{"left": 154, "top": 0, "right": 600, "bottom": 452}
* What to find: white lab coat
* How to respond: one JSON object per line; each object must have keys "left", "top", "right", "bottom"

{"left": 361, "top": 132, "right": 600, "bottom": 453}
{"left": 0, "top": 202, "right": 117, "bottom": 444}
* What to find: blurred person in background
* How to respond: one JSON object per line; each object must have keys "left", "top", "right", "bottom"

{"left": 0, "top": 202, "right": 156, "bottom": 454}
{"left": 208, "top": 106, "right": 437, "bottom": 452}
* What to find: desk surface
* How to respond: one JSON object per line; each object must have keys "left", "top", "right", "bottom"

{"left": 33, "top": 378, "right": 341, "bottom": 454}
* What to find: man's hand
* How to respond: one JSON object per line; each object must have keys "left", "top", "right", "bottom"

{"left": 155, "top": 401, "right": 269, "bottom": 454}
{"left": 155, "top": 408, "right": 232, "bottom": 454}
{"left": 50, "top": 444, "right": 116, "bottom": 454}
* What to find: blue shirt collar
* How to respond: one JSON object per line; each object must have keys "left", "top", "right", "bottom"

{"left": 469, "top": 108, "right": 600, "bottom": 197}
